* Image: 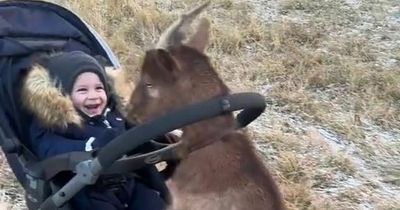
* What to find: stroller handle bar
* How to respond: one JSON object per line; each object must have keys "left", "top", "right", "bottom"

{"left": 98, "top": 92, "right": 266, "bottom": 168}
{"left": 39, "top": 92, "right": 266, "bottom": 209}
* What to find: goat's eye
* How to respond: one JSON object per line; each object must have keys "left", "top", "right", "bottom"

{"left": 145, "top": 82, "right": 152, "bottom": 88}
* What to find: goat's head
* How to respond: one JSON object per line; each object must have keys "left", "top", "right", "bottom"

{"left": 128, "top": 2, "right": 229, "bottom": 123}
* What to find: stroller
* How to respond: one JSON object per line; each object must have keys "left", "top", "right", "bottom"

{"left": 0, "top": 0, "right": 267, "bottom": 209}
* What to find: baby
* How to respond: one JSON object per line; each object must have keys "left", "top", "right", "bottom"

{"left": 22, "top": 51, "right": 167, "bottom": 210}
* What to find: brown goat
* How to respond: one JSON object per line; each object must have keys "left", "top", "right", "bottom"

{"left": 127, "top": 3, "right": 284, "bottom": 210}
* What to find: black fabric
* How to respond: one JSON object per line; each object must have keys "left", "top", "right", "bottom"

{"left": 36, "top": 51, "right": 109, "bottom": 95}
{"left": 136, "top": 166, "right": 171, "bottom": 203}
{"left": 71, "top": 181, "right": 165, "bottom": 210}
{"left": 92, "top": 128, "right": 120, "bottom": 149}
{"left": 0, "top": 56, "right": 32, "bottom": 142}
{"left": 0, "top": 0, "right": 117, "bottom": 189}
{"left": 0, "top": 0, "right": 116, "bottom": 149}
{"left": 0, "top": 0, "right": 106, "bottom": 58}
{"left": 0, "top": 1, "right": 171, "bottom": 208}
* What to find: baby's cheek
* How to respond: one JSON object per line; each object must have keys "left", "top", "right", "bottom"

{"left": 71, "top": 96, "right": 85, "bottom": 111}
{"left": 102, "top": 94, "right": 108, "bottom": 105}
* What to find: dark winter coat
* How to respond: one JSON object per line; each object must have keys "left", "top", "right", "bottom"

{"left": 29, "top": 109, "right": 125, "bottom": 159}
{"left": 21, "top": 54, "right": 167, "bottom": 210}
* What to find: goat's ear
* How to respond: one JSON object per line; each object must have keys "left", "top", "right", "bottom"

{"left": 155, "top": 49, "right": 180, "bottom": 74}
{"left": 143, "top": 49, "right": 180, "bottom": 83}
{"left": 186, "top": 18, "right": 210, "bottom": 52}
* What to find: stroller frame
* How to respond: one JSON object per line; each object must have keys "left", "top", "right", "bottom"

{"left": 0, "top": 1, "right": 266, "bottom": 209}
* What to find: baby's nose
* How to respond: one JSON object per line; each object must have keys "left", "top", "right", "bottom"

{"left": 87, "top": 90, "right": 99, "bottom": 99}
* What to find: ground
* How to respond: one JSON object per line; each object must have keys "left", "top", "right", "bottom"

{"left": 0, "top": 0, "right": 399, "bottom": 209}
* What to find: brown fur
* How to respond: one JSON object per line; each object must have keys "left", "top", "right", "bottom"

{"left": 21, "top": 64, "right": 82, "bottom": 129}
{"left": 127, "top": 3, "right": 284, "bottom": 210}
{"left": 105, "top": 67, "right": 135, "bottom": 107}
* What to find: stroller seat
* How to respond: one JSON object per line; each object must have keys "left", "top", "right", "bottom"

{"left": 0, "top": 1, "right": 164, "bottom": 209}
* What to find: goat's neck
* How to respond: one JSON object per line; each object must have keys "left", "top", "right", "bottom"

{"left": 172, "top": 114, "right": 253, "bottom": 192}
{"left": 182, "top": 114, "right": 236, "bottom": 149}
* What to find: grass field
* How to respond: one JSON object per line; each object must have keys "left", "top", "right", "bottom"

{"left": 1, "top": 0, "right": 399, "bottom": 209}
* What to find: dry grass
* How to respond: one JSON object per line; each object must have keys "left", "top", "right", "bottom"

{"left": 1, "top": 0, "right": 399, "bottom": 209}
{"left": 0, "top": 153, "right": 25, "bottom": 210}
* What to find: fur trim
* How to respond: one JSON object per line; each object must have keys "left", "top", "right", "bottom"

{"left": 105, "top": 67, "right": 135, "bottom": 115}
{"left": 21, "top": 65, "right": 82, "bottom": 129}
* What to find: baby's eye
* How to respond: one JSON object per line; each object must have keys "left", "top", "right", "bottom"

{"left": 77, "top": 88, "right": 87, "bottom": 92}
{"left": 96, "top": 86, "right": 104, "bottom": 90}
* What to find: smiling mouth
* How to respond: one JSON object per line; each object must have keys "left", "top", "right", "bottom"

{"left": 83, "top": 103, "right": 104, "bottom": 115}
{"left": 85, "top": 104, "right": 100, "bottom": 110}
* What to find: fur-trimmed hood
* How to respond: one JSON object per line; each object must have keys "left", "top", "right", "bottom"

{"left": 21, "top": 63, "right": 128, "bottom": 130}
{"left": 22, "top": 64, "right": 82, "bottom": 129}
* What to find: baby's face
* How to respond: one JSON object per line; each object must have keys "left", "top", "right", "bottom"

{"left": 71, "top": 72, "right": 107, "bottom": 117}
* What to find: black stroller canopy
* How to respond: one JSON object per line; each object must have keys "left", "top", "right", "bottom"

{"left": 0, "top": 0, "right": 119, "bottom": 187}
{"left": 0, "top": 1, "right": 124, "bottom": 209}
{"left": 0, "top": 0, "right": 120, "bottom": 61}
